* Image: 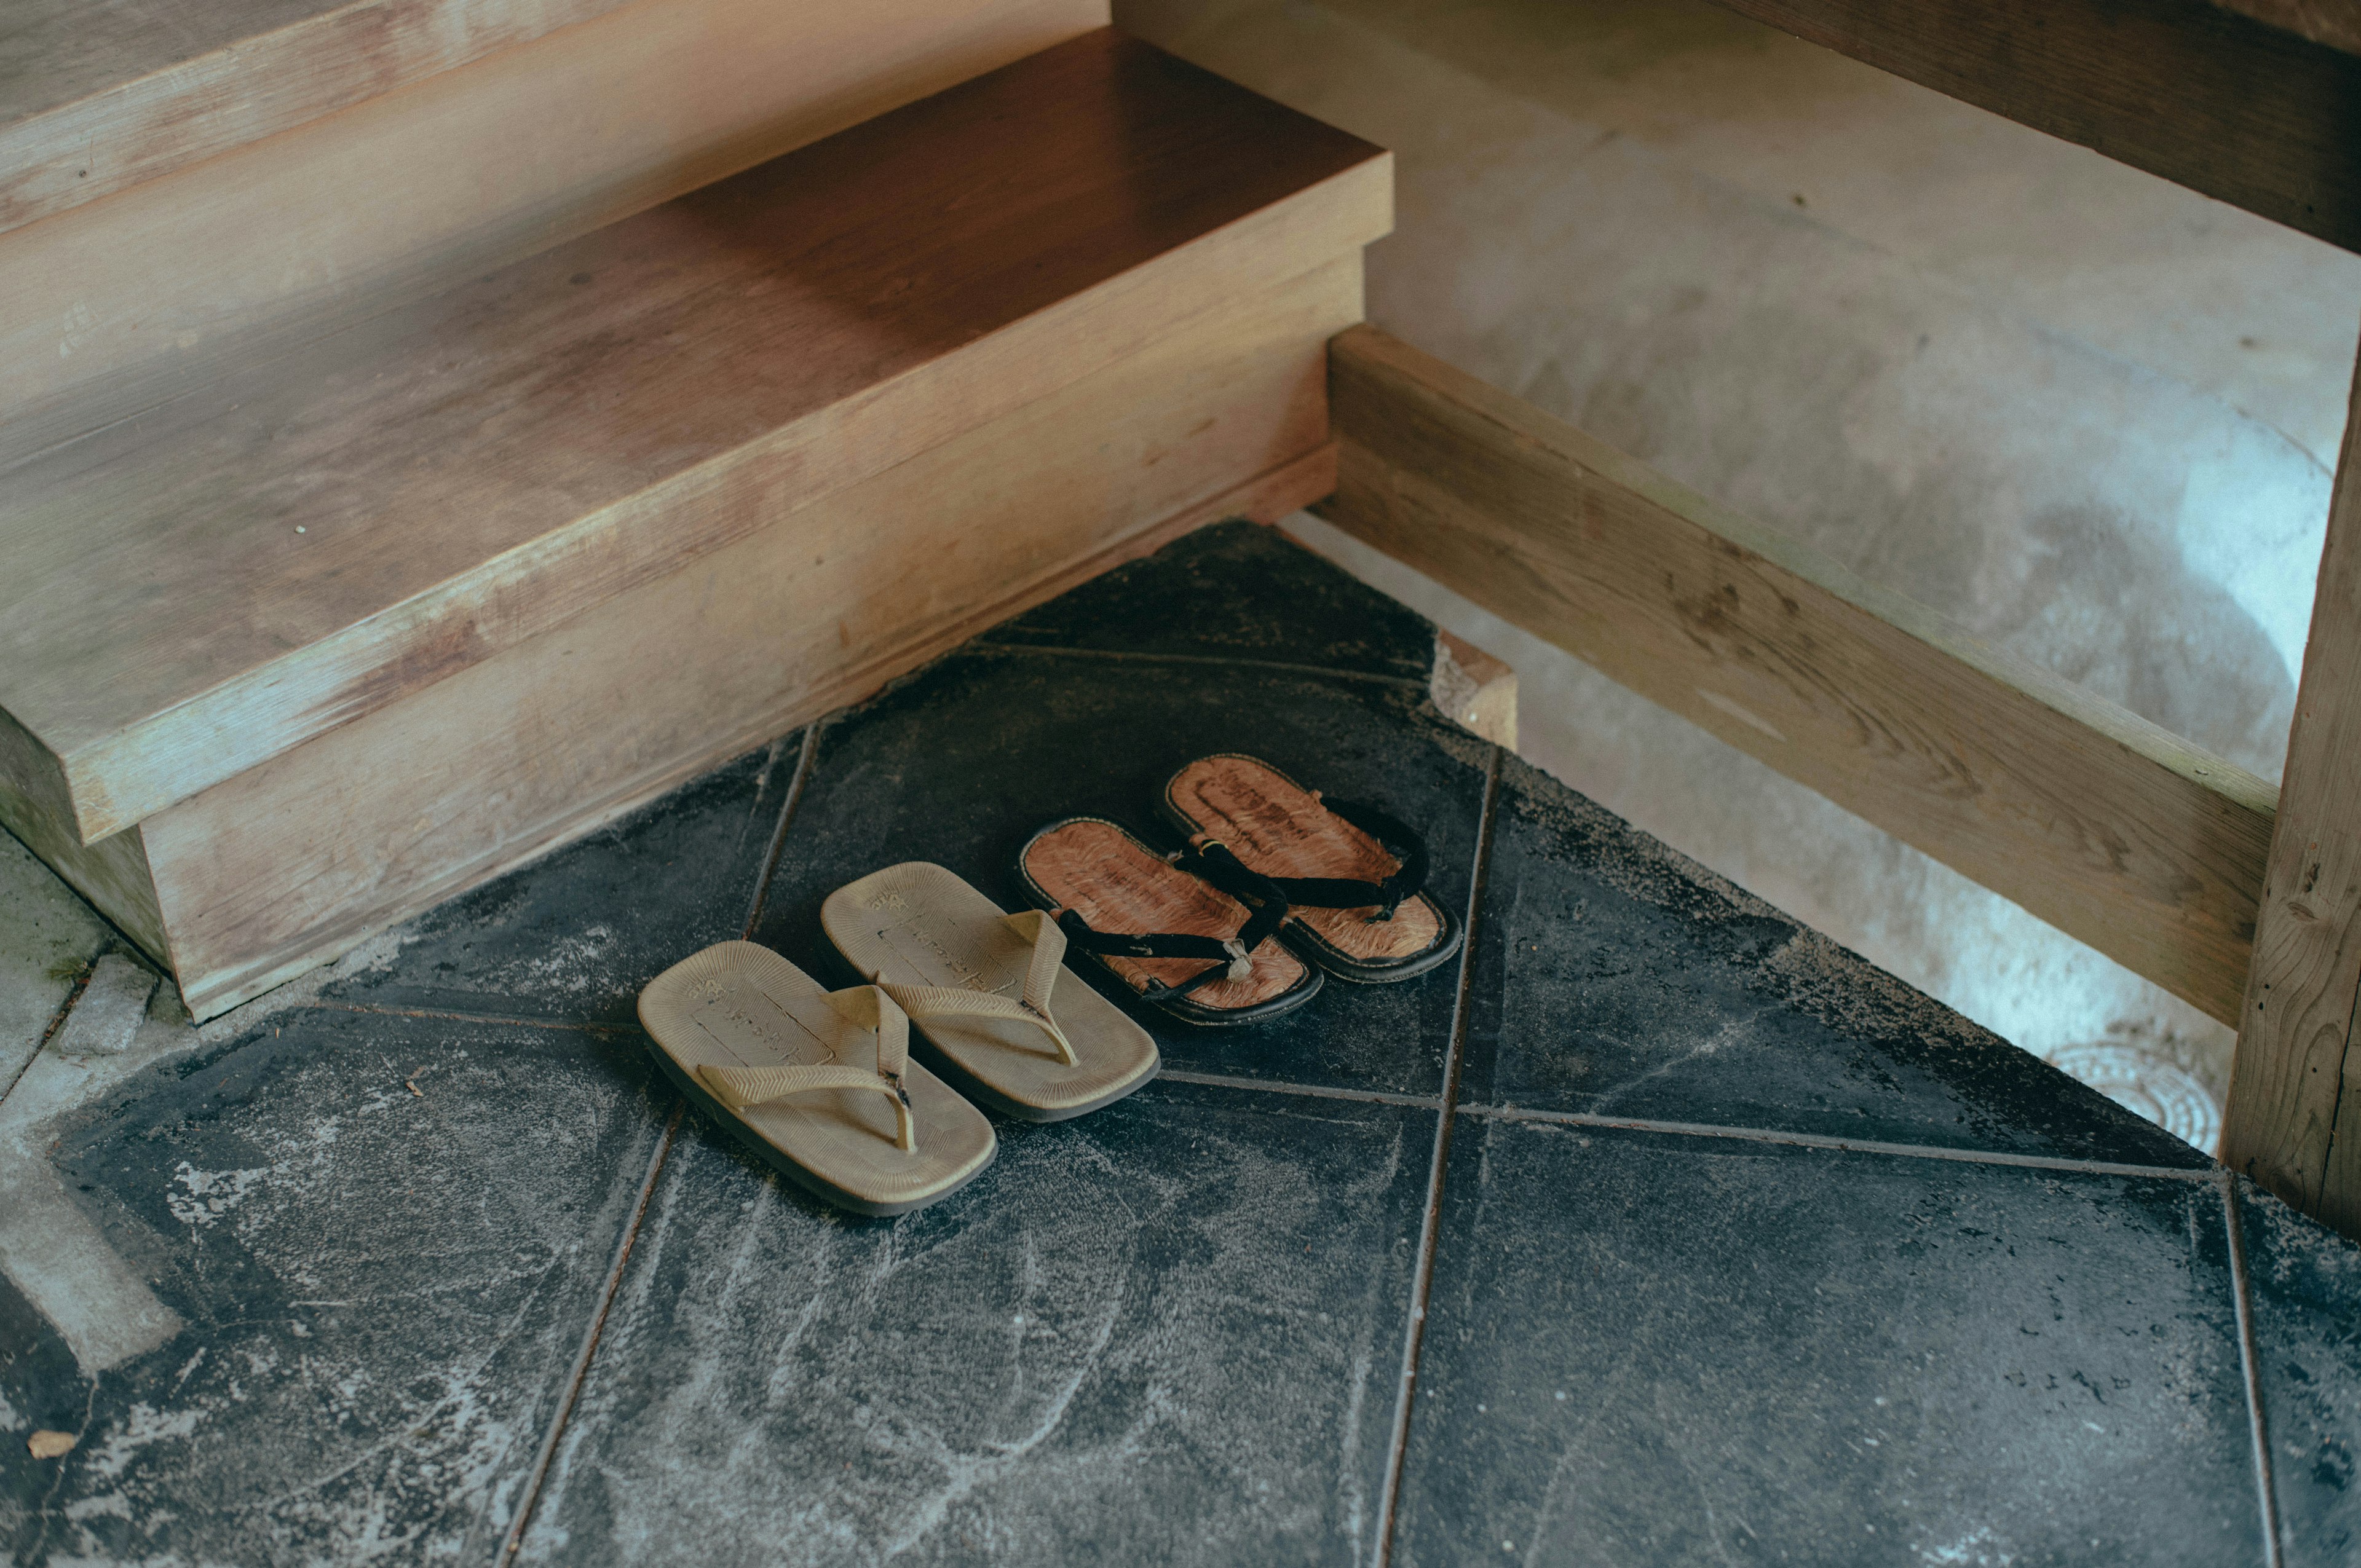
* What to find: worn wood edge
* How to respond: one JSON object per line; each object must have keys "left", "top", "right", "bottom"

{"left": 0, "top": 707, "right": 169, "bottom": 967}
{"left": 1430, "top": 630, "right": 1519, "bottom": 750}
{"left": 0, "top": 0, "right": 636, "bottom": 237}
{"left": 43, "top": 156, "right": 1389, "bottom": 845}
{"left": 1325, "top": 325, "right": 2275, "bottom": 1023}
{"left": 2208, "top": 0, "right": 2361, "bottom": 55}
{"left": 2224, "top": 344, "right": 2361, "bottom": 1229}
{"left": 1704, "top": 0, "right": 2361, "bottom": 253}
{"left": 170, "top": 444, "right": 1334, "bottom": 1020}
{"left": 0, "top": 0, "right": 1111, "bottom": 447}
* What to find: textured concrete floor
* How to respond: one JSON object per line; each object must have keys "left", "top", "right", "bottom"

{"left": 9, "top": 9, "right": 2361, "bottom": 1553}
{"left": 1117, "top": 0, "right": 2361, "bottom": 1133}
{"left": 5, "top": 526, "right": 2358, "bottom": 1566}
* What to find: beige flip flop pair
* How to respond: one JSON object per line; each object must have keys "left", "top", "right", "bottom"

{"left": 639, "top": 864, "right": 1158, "bottom": 1216}
{"left": 1018, "top": 754, "right": 1462, "bottom": 1027}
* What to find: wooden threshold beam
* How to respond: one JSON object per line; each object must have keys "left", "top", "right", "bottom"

{"left": 1321, "top": 325, "right": 2277, "bottom": 1026}
{"left": 1702, "top": 0, "right": 2361, "bottom": 252}
{"left": 2226, "top": 346, "right": 2361, "bottom": 1233}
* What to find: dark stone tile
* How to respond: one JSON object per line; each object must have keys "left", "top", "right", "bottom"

{"left": 1398, "top": 1120, "right": 2261, "bottom": 1567}
{"left": 749, "top": 648, "right": 1490, "bottom": 1097}
{"left": 1462, "top": 755, "right": 2210, "bottom": 1165}
{"left": 326, "top": 736, "right": 801, "bottom": 1028}
{"left": 978, "top": 521, "right": 1439, "bottom": 682}
{"left": 4, "top": 1007, "right": 668, "bottom": 1566}
{"left": 521, "top": 1079, "right": 1431, "bottom": 1566}
{"left": 0, "top": 1272, "right": 85, "bottom": 1542}
{"left": 2236, "top": 1181, "right": 2361, "bottom": 1567}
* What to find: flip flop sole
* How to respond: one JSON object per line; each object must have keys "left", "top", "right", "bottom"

{"left": 646, "top": 1044, "right": 990, "bottom": 1217}
{"left": 639, "top": 941, "right": 994, "bottom": 1216}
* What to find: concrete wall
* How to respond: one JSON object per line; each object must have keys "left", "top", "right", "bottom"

{"left": 1120, "top": 0, "right": 2361, "bottom": 1144}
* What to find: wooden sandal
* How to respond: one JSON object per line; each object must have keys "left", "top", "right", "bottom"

{"left": 821, "top": 863, "right": 1160, "bottom": 1121}
{"left": 1161, "top": 754, "right": 1462, "bottom": 983}
{"left": 638, "top": 942, "right": 994, "bottom": 1216}
{"left": 1015, "top": 817, "right": 1321, "bottom": 1027}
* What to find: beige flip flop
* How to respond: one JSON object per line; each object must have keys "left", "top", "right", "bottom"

{"left": 821, "top": 862, "right": 1160, "bottom": 1121}
{"left": 639, "top": 941, "right": 995, "bottom": 1216}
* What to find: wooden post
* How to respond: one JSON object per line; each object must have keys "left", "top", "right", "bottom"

{"left": 2225, "top": 341, "right": 2361, "bottom": 1234}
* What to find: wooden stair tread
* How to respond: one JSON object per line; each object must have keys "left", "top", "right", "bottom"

{"left": 3, "top": 0, "right": 350, "bottom": 132}
{"left": 0, "top": 0, "right": 629, "bottom": 234}
{"left": 0, "top": 29, "right": 1387, "bottom": 843}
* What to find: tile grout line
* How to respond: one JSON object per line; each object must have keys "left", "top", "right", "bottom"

{"left": 2, "top": 960, "right": 97, "bottom": 1107}
{"left": 1465, "top": 1105, "right": 2224, "bottom": 1183}
{"left": 1154, "top": 1069, "right": 1442, "bottom": 1110}
{"left": 742, "top": 722, "right": 825, "bottom": 938}
{"left": 1147, "top": 1073, "right": 2217, "bottom": 1183}
{"left": 314, "top": 1001, "right": 638, "bottom": 1036}
{"left": 496, "top": 717, "right": 825, "bottom": 1564}
{"left": 496, "top": 1100, "right": 683, "bottom": 1565}
{"left": 2221, "top": 1168, "right": 2285, "bottom": 1568}
{"left": 1374, "top": 742, "right": 1502, "bottom": 1568}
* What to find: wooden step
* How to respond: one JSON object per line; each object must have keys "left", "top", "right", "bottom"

{"left": 0, "top": 0, "right": 1105, "bottom": 440}
{"left": 0, "top": 30, "right": 1390, "bottom": 1018}
{"left": 0, "top": 0, "right": 628, "bottom": 235}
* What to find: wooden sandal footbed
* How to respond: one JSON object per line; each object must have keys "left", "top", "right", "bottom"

{"left": 1018, "top": 818, "right": 1311, "bottom": 1015}
{"left": 1165, "top": 755, "right": 1449, "bottom": 969}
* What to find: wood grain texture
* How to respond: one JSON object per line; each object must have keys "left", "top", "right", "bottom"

{"left": 0, "top": 28, "right": 1389, "bottom": 844}
{"left": 1323, "top": 325, "right": 2276, "bottom": 1024}
{"left": 1431, "top": 631, "right": 1519, "bottom": 751}
{"left": 1703, "top": 0, "right": 2361, "bottom": 251}
{"left": 0, "top": 711, "right": 167, "bottom": 967}
{"left": 0, "top": 0, "right": 635, "bottom": 235}
{"left": 146, "top": 260, "right": 1355, "bottom": 1017}
{"left": 0, "top": 0, "right": 1108, "bottom": 435}
{"left": 2225, "top": 349, "right": 2361, "bottom": 1231}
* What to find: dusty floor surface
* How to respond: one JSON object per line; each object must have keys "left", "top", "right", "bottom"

{"left": 1115, "top": 0, "right": 2361, "bottom": 1133}
{"left": 4, "top": 525, "right": 2355, "bottom": 1566}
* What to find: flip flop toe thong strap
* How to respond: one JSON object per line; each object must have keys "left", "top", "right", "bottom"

{"left": 696, "top": 986, "right": 917, "bottom": 1151}
{"left": 874, "top": 909, "right": 1079, "bottom": 1066}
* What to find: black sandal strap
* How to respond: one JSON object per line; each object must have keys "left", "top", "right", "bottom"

{"left": 1248, "top": 797, "right": 1430, "bottom": 921}
{"left": 1054, "top": 844, "right": 1290, "bottom": 998}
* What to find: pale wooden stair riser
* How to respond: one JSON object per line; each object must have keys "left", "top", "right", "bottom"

{"left": 0, "top": 707, "right": 168, "bottom": 966}
{"left": 101, "top": 258, "right": 1357, "bottom": 1018}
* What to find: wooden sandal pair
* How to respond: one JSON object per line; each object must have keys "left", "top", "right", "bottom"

{"left": 639, "top": 865, "right": 1159, "bottom": 1216}
{"left": 1018, "top": 754, "right": 1461, "bottom": 1027}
